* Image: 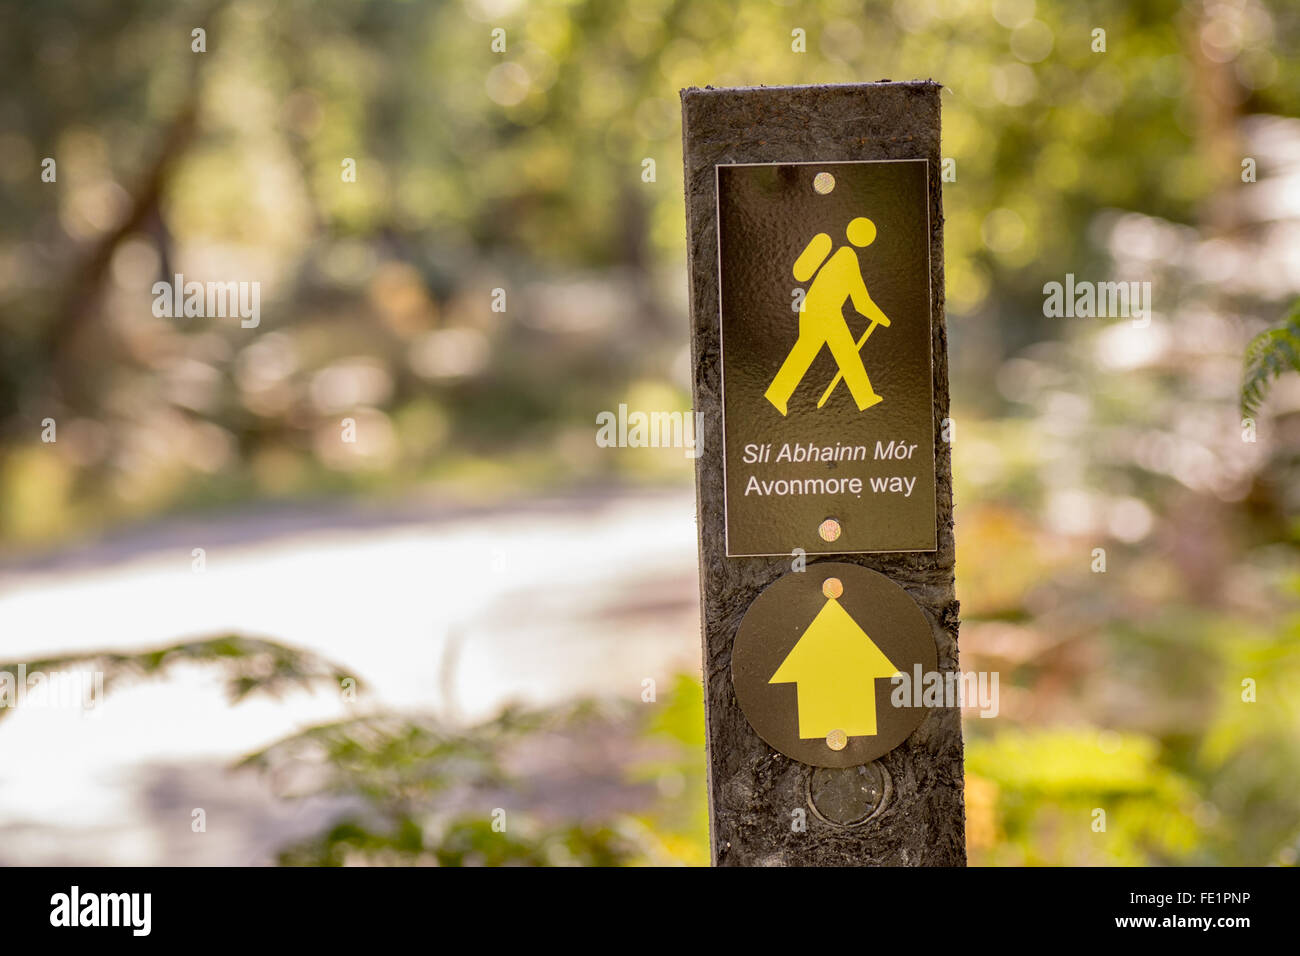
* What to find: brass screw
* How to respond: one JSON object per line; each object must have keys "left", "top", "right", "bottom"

{"left": 822, "top": 577, "right": 843, "bottom": 599}
{"left": 818, "top": 518, "right": 842, "bottom": 542}
{"left": 813, "top": 172, "right": 835, "bottom": 194}
{"left": 826, "top": 729, "right": 848, "bottom": 751}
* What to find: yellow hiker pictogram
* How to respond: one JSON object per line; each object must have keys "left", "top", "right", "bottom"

{"left": 764, "top": 216, "right": 893, "bottom": 416}
{"left": 769, "top": 595, "right": 902, "bottom": 739}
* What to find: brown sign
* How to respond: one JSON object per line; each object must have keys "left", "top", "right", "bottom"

{"left": 731, "top": 562, "right": 937, "bottom": 768}
{"left": 716, "top": 160, "right": 936, "bottom": 556}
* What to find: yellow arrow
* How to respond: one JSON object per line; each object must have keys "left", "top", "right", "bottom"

{"left": 769, "top": 598, "right": 902, "bottom": 739}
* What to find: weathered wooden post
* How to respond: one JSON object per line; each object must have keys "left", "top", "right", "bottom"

{"left": 680, "top": 82, "right": 965, "bottom": 866}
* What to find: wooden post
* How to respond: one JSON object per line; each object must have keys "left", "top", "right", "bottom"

{"left": 680, "top": 82, "right": 965, "bottom": 866}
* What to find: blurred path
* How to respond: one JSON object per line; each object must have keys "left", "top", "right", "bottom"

{"left": 0, "top": 488, "right": 701, "bottom": 864}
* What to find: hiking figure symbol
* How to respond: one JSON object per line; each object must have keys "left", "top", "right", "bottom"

{"left": 764, "top": 216, "right": 892, "bottom": 416}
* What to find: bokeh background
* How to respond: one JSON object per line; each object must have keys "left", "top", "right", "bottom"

{"left": 2, "top": 0, "right": 1299, "bottom": 865}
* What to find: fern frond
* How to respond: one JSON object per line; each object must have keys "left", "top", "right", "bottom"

{"left": 1242, "top": 300, "right": 1300, "bottom": 417}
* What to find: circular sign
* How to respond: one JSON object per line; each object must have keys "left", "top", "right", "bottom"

{"left": 731, "top": 562, "right": 937, "bottom": 768}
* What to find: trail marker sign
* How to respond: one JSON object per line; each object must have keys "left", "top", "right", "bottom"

{"left": 682, "top": 82, "right": 965, "bottom": 867}
{"left": 732, "top": 563, "right": 937, "bottom": 768}
{"left": 717, "top": 159, "right": 937, "bottom": 556}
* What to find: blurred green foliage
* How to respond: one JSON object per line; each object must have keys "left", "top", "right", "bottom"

{"left": 626, "top": 673, "right": 710, "bottom": 865}
{"left": 247, "top": 669, "right": 709, "bottom": 866}
{"left": 966, "top": 729, "right": 1202, "bottom": 866}
{"left": 248, "top": 706, "right": 652, "bottom": 866}
{"left": 0, "top": 634, "right": 354, "bottom": 719}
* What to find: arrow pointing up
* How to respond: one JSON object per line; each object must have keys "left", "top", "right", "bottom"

{"left": 769, "top": 597, "right": 902, "bottom": 739}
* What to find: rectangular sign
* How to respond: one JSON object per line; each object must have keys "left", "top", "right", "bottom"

{"left": 716, "top": 159, "right": 937, "bottom": 556}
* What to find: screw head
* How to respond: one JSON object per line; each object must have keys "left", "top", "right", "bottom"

{"left": 818, "top": 518, "right": 842, "bottom": 542}
{"left": 822, "top": 577, "right": 843, "bottom": 599}
{"left": 813, "top": 171, "right": 835, "bottom": 194}
{"left": 826, "top": 729, "right": 848, "bottom": 751}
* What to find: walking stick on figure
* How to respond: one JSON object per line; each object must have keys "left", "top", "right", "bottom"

{"left": 817, "top": 315, "right": 887, "bottom": 408}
